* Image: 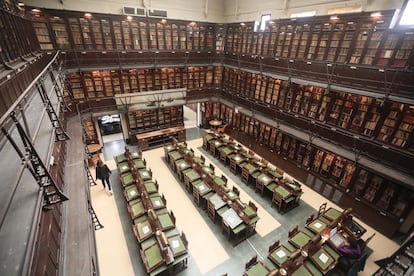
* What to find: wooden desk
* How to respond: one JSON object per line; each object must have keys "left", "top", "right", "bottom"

{"left": 136, "top": 126, "right": 185, "bottom": 151}
{"left": 290, "top": 231, "right": 311, "bottom": 249}
{"left": 269, "top": 244, "right": 291, "bottom": 266}
{"left": 245, "top": 261, "right": 271, "bottom": 276}
{"left": 307, "top": 219, "right": 328, "bottom": 234}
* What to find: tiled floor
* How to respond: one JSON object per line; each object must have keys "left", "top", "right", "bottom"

{"left": 90, "top": 106, "right": 398, "bottom": 276}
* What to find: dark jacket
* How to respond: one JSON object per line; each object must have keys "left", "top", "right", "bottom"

{"left": 96, "top": 164, "right": 111, "bottom": 180}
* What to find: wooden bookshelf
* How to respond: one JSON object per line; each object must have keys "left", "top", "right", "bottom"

{"left": 33, "top": 21, "right": 53, "bottom": 50}
{"left": 50, "top": 16, "right": 70, "bottom": 49}
{"left": 83, "top": 118, "right": 98, "bottom": 144}
{"left": 315, "top": 22, "right": 332, "bottom": 61}
{"left": 392, "top": 32, "right": 414, "bottom": 67}
{"left": 392, "top": 106, "right": 414, "bottom": 148}
{"left": 362, "top": 99, "right": 383, "bottom": 137}
{"left": 377, "top": 102, "right": 404, "bottom": 143}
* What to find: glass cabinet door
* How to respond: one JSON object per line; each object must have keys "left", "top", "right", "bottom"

{"left": 101, "top": 19, "right": 113, "bottom": 49}
{"left": 50, "top": 17, "right": 70, "bottom": 49}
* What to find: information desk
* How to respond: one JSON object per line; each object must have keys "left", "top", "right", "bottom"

{"left": 136, "top": 126, "right": 185, "bottom": 150}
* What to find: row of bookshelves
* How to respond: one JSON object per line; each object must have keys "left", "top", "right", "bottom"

{"left": 67, "top": 65, "right": 414, "bottom": 151}
{"left": 0, "top": 9, "right": 39, "bottom": 64}
{"left": 223, "top": 68, "right": 414, "bottom": 149}
{"left": 29, "top": 9, "right": 413, "bottom": 68}
{"left": 31, "top": 10, "right": 217, "bottom": 51}
{"left": 209, "top": 102, "right": 412, "bottom": 220}
{"left": 127, "top": 106, "right": 184, "bottom": 134}
{"left": 65, "top": 66, "right": 223, "bottom": 99}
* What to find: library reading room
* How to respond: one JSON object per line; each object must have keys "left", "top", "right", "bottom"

{"left": 1, "top": 0, "right": 414, "bottom": 275}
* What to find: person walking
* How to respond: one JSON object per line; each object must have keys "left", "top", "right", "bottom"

{"left": 96, "top": 159, "right": 112, "bottom": 194}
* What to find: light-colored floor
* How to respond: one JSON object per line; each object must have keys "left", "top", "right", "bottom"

{"left": 90, "top": 107, "right": 399, "bottom": 276}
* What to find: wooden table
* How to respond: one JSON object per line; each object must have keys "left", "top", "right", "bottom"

{"left": 209, "top": 119, "right": 223, "bottom": 129}
{"left": 87, "top": 143, "right": 101, "bottom": 154}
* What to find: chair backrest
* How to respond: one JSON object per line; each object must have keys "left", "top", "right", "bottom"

{"left": 288, "top": 225, "right": 299, "bottom": 238}
{"left": 275, "top": 167, "right": 285, "bottom": 175}
{"left": 308, "top": 233, "right": 322, "bottom": 252}
{"left": 162, "top": 193, "right": 167, "bottom": 205}
{"left": 360, "top": 232, "right": 376, "bottom": 250}
{"left": 272, "top": 191, "right": 283, "bottom": 202}
{"left": 261, "top": 159, "right": 269, "bottom": 166}
{"left": 318, "top": 202, "right": 327, "bottom": 217}
{"left": 181, "top": 231, "right": 188, "bottom": 248}
{"left": 170, "top": 210, "right": 176, "bottom": 224}
{"left": 306, "top": 213, "right": 315, "bottom": 225}
{"left": 229, "top": 137, "right": 234, "bottom": 142}
{"left": 210, "top": 163, "right": 215, "bottom": 172}
{"left": 154, "top": 179, "right": 159, "bottom": 189}
{"left": 221, "top": 174, "right": 228, "bottom": 184}
{"left": 245, "top": 255, "right": 258, "bottom": 270}
{"left": 201, "top": 155, "right": 205, "bottom": 163}
{"left": 349, "top": 251, "right": 368, "bottom": 274}
{"left": 249, "top": 201, "right": 258, "bottom": 212}
{"left": 269, "top": 240, "right": 280, "bottom": 253}
{"left": 248, "top": 150, "right": 255, "bottom": 156}
{"left": 233, "top": 186, "right": 240, "bottom": 196}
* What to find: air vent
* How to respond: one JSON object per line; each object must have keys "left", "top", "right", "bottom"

{"left": 148, "top": 9, "right": 167, "bottom": 18}
{"left": 123, "top": 6, "right": 135, "bottom": 15}
{"left": 122, "top": 6, "right": 146, "bottom": 17}
{"left": 136, "top": 8, "right": 145, "bottom": 16}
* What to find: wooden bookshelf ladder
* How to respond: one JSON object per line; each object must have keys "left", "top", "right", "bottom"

{"left": 1, "top": 113, "right": 69, "bottom": 207}
{"left": 36, "top": 78, "right": 70, "bottom": 142}
{"left": 84, "top": 159, "right": 97, "bottom": 186}
{"left": 48, "top": 68, "right": 71, "bottom": 112}
{"left": 88, "top": 199, "right": 104, "bottom": 230}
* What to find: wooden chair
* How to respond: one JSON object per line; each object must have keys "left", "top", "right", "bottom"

{"left": 317, "top": 202, "right": 327, "bottom": 217}
{"left": 181, "top": 231, "right": 189, "bottom": 248}
{"left": 242, "top": 167, "right": 250, "bottom": 184}
{"left": 284, "top": 249, "right": 302, "bottom": 273}
{"left": 245, "top": 255, "right": 258, "bottom": 270}
{"left": 271, "top": 191, "right": 283, "bottom": 211}
{"left": 248, "top": 201, "right": 258, "bottom": 213}
{"left": 200, "top": 155, "right": 205, "bottom": 164}
{"left": 193, "top": 187, "right": 201, "bottom": 207}
{"left": 275, "top": 167, "right": 285, "bottom": 176}
{"left": 268, "top": 240, "right": 280, "bottom": 253}
{"left": 288, "top": 225, "right": 299, "bottom": 238}
{"left": 230, "top": 158, "right": 237, "bottom": 174}
{"left": 255, "top": 177, "right": 265, "bottom": 195}
{"left": 305, "top": 213, "right": 315, "bottom": 225}
{"left": 202, "top": 136, "right": 208, "bottom": 149}
{"left": 210, "top": 142, "right": 216, "bottom": 155}
{"left": 217, "top": 124, "right": 227, "bottom": 134}
{"left": 170, "top": 210, "right": 176, "bottom": 225}
{"left": 222, "top": 219, "right": 232, "bottom": 240}
{"left": 232, "top": 186, "right": 240, "bottom": 197}
{"left": 261, "top": 159, "right": 269, "bottom": 166}
{"left": 221, "top": 174, "right": 228, "bottom": 185}
{"left": 207, "top": 199, "right": 216, "bottom": 223}
{"left": 209, "top": 163, "right": 215, "bottom": 173}
{"left": 359, "top": 232, "right": 376, "bottom": 250}
{"left": 308, "top": 233, "right": 322, "bottom": 252}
